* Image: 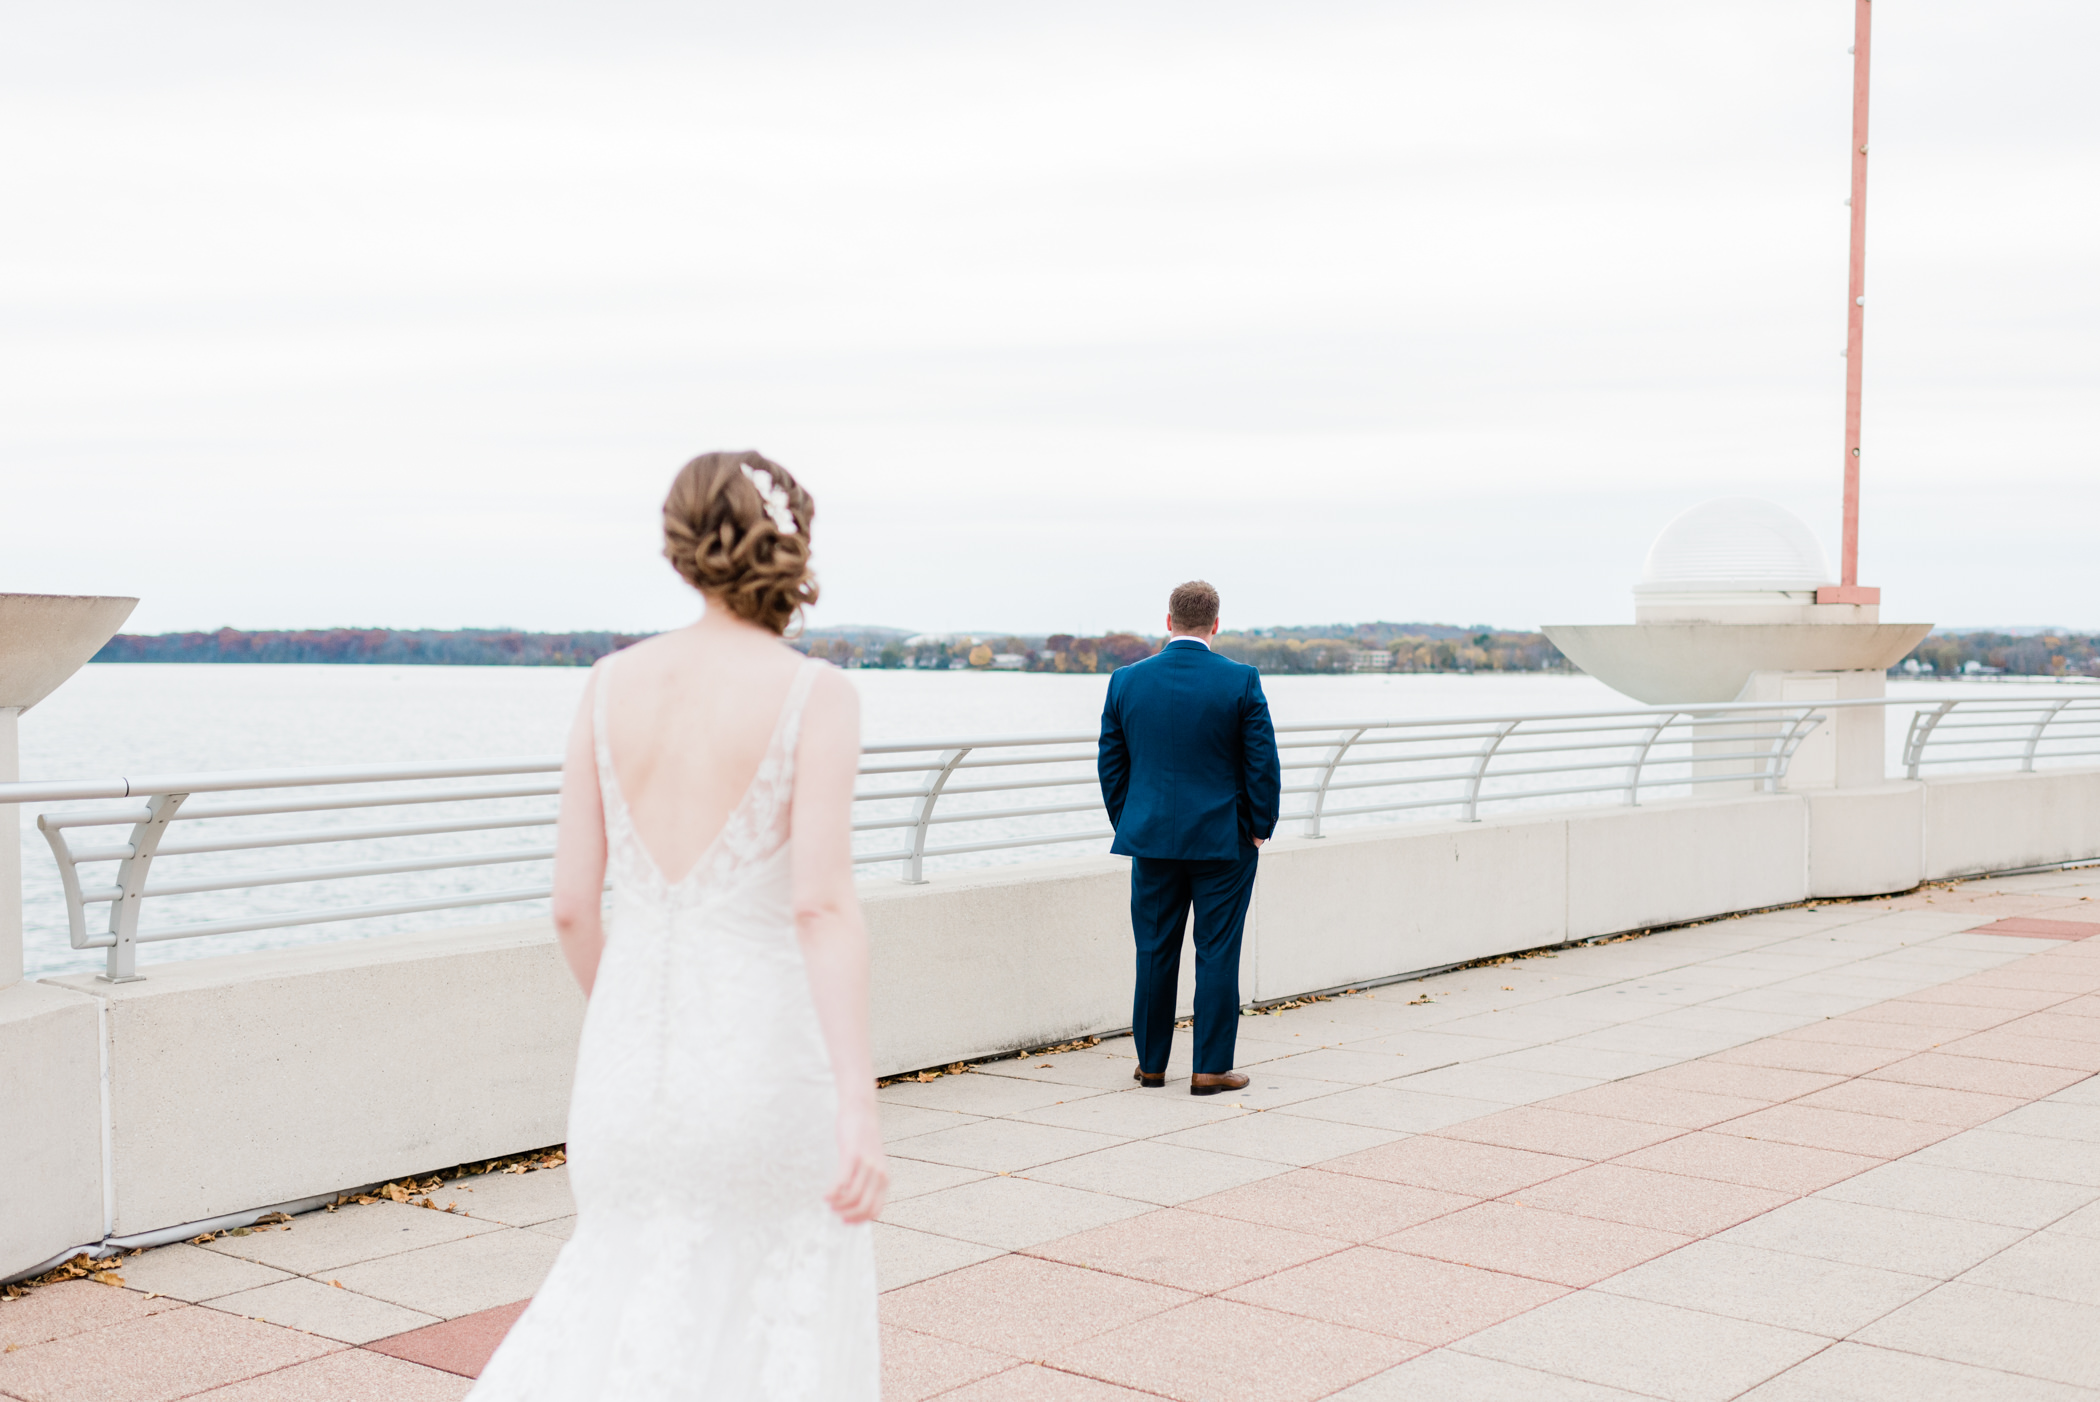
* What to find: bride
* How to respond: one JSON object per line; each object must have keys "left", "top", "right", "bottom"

{"left": 471, "top": 451, "right": 885, "bottom": 1399}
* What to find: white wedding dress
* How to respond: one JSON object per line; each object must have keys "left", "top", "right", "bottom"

{"left": 470, "top": 656, "right": 879, "bottom": 1401}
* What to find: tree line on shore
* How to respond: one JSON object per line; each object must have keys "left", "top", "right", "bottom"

{"left": 89, "top": 625, "right": 2100, "bottom": 679}
{"left": 1902, "top": 631, "right": 2100, "bottom": 678}
{"left": 91, "top": 628, "right": 652, "bottom": 666}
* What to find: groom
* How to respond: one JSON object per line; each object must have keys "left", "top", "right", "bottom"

{"left": 1097, "top": 581, "right": 1282, "bottom": 1095}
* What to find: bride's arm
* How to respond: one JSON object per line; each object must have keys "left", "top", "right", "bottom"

{"left": 790, "top": 666, "right": 888, "bottom": 1226}
{"left": 550, "top": 671, "right": 609, "bottom": 996}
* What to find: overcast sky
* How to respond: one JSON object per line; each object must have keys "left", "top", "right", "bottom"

{"left": 4, "top": 1, "right": 2094, "bottom": 636}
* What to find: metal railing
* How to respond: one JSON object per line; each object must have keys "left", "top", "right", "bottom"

{"left": 4, "top": 693, "right": 2092, "bottom": 982}
{"left": 1903, "top": 696, "right": 2100, "bottom": 778}
{"left": 15, "top": 759, "right": 563, "bottom": 983}
{"left": 851, "top": 698, "right": 1838, "bottom": 882}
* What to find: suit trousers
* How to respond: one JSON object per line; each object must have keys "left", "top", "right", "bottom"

{"left": 1128, "top": 847, "right": 1260, "bottom": 1076}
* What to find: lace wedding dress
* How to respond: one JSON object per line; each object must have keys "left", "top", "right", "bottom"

{"left": 470, "top": 656, "right": 879, "bottom": 1400}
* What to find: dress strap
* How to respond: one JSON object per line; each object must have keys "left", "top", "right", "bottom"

{"left": 773, "top": 658, "right": 826, "bottom": 780}
{"left": 589, "top": 654, "right": 623, "bottom": 819}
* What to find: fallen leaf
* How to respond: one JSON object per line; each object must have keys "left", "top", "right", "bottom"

{"left": 331, "top": 1280, "right": 344, "bottom": 1289}
{"left": 90, "top": 1272, "right": 124, "bottom": 1287}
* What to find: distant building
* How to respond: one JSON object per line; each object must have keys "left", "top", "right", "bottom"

{"left": 991, "top": 654, "right": 1026, "bottom": 670}
{"left": 1349, "top": 650, "right": 1393, "bottom": 672}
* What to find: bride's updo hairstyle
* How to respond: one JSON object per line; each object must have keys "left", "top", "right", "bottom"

{"left": 661, "top": 450, "right": 819, "bottom": 635}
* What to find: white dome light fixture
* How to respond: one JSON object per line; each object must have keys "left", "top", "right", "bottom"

{"left": 1636, "top": 498, "right": 1834, "bottom": 596}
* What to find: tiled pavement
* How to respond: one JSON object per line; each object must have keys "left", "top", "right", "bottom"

{"left": 4, "top": 870, "right": 2099, "bottom": 1400}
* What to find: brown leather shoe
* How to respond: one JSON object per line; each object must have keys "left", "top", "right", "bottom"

{"left": 1189, "top": 1071, "right": 1249, "bottom": 1096}
{"left": 1133, "top": 1069, "right": 1165, "bottom": 1088}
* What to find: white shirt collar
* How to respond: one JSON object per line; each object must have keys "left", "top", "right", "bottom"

{"left": 1165, "top": 635, "right": 1212, "bottom": 650}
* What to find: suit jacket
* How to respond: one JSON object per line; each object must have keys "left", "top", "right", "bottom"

{"left": 1097, "top": 638, "right": 1283, "bottom": 860}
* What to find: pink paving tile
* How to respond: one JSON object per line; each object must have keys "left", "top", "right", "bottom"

{"left": 0, "top": 1280, "right": 183, "bottom": 1349}
{"left": 939, "top": 1364, "right": 1159, "bottom": 1400}
{"left": 1181, "top": 1168, "right": 1475, "bottom": 1242}
{"left": 0, "top": 1304, "right": 338, "bottom": 1402}
{"left": 1533, "top": 1081, "right": 1769, "bottom": 1129}
{"left": 1792, "top": 1077, "right": 2025, "bottom": 1128}
{"left": 1320, "top": 1135, "right": 1587, "bottom": 1197}
{"left": 1432, "top": 1106, "right": 1685, "bottom": 1160}
{"left": 1961, "top": 968, "right": 2100, "bottom": 994}
{"left": 1022, "top": 1208, "right": 1341, "bottom": 1294}
{"left": 1866, "top": 1051, "right": 2092, "bottom": 1099}
{"left": 181, "top": 1347, "right": 473, "bottom": 1400}
{"left": 1711, "top": 1102, "right": 1956, "bottom": 1158}
{"left": 882, "top": 1324, "right": 1015, "bottom": 1402}
{"left": 1941, "top": 1029, "right": 2100, "bottom": 1072}
{"left": 362, "top": 1299, "right": 527, "bottom": 1378}
{"left": 1631, "top": 1060, "right": 1847, "bottom": 1102}
{"left": 2003, "top": 1010, "right": 2100, "bottom": 1044}
{"left": 1615, "top": 1130, "right": 1884, "bottom": 1194}
{"left": 1710, "top": 1037, "right": 1912, "bottom": 1076}
{"left": 1907, "top": 893, "right": 2068, "bottom": 914}
{"left": 1045, "top": 1296, "right": 1420, "bottom": 1402}
{"left": 2018, "top": 950, "right": 2100, "bottom": 970}
{"left": 1374, "top": 1200, "right": 1690, "bottom": 1288}
{"left": 879, "top": 1255, "right": 1192, "bottom": 1357}
{"left": 1777, "top": 1019, "right": 1952, "bottom": 1052}
{"left": 1970, "top": 917, "right": 2100, "bottom": 939}
{"left": 1905, "top": 981, "right": 2074, "bottom": 1011}
{"left": 1842, "top": 1001, "right": 2022, "bottom": 1032}
{"left": 1223, "top": 1245, "right": 1567, "bottom": 1346}
{"left": 1509, "top": 1162, "right": 1792, "bottom": 1236}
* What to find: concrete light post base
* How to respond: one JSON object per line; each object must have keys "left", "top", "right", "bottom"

{"left": 1545, "top": 499, "right": 1932, "bottom": 795}
{"left": 1539, "top": 622, "right": 1931, "bottom": 706}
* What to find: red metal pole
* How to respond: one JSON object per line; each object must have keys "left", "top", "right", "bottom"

{"left": 1822, "top": 0, "right": 1879, "bottom": 606}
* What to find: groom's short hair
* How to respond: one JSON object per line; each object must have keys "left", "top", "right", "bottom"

{"left": 1168, "top": 580, "right": 1220, "bottom": 634}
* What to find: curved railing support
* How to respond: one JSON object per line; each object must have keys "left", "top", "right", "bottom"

{"left": 105, "top": 792, "right": 187, "bottom": 982}
{"left": 903, "top": 749, "right": 968, "bottom": 885}
{"left": 1904, "top": 702, "right": 1955, "bottom": 780}
{"left": 1621, "top": 715, "right": 1673, "bottom": 805}
{"left": 1305, "top": 727, "right": 1368, "bottom": 839}
{"left": 1461, "top": 721, "right": 1520, "bottom": 822}
{"left": 2024, "top": 698, "right": 2073, "bottom": 772}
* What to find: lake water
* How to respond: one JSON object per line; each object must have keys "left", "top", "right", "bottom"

{"left": 12, "top": 664, "right": 2085, "bottom": 978}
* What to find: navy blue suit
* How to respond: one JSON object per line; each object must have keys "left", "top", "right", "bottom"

{"left": 1098, "top": 638, "right": 1282, "bottom": 1075}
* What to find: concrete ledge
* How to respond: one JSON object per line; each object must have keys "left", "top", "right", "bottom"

{"left": 0, "top": 981, "right": 104, "bottom": 1273}
{"left": 861, "top": 855, "right": 1135, "bottom": 1074}
{"left": 44, "top": 919, "right": 583, "bottom": 1238}
{"left": 1808, "top": 783, "right": 1925, "bottom": 897}
{"left": 1924, "top": 767, "right": 2100, "bottom": 880}
{"left": 1567, "top": 794, "right": 1808, "bottom": 938}
{"left": 1251, "top": 817, "right": 1567, "bottom": 997}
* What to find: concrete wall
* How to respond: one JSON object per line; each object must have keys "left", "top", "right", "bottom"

{"left": 1808, "top": 784, "right": 1925, "bottom": 897}
{"left": 1923, "top": 769, "right": 2100, "bottom": 881}
{"left": 0, "top": 982, "right": 104, "bottom": 1273}
{"left": 42, "top": 920, "right": 584, "bottom": 1239}
{"left": 6, "top": 765, "right": 2097, "bottom": 1278}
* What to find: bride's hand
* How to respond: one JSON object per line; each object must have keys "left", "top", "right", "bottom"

{"left": 826, "top": 1104, "right": 888, "bottom": 1225}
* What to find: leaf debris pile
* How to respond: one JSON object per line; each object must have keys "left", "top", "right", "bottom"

{"left": 328, "top": 1147, "right": 569, "bottom": 1211}
{"left": 1, "top": 1252, "right": 133, "bottom": 1301}
{"left": 878, "top": 1034, "right": 1106, "bottom": 1087}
